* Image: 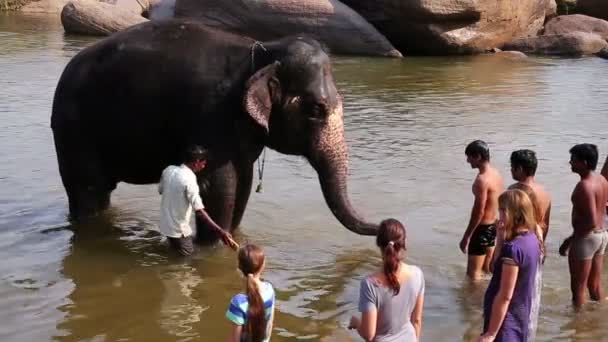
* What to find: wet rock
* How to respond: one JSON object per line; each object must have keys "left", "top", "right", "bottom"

{"left": 493, "top": 51, "right": 528, "bottom": 59}
{"left": 577, "top": 0, "right": 608, "bottom": 20}
{"left": 173, "top": 0, "right": 402, "bottom": 57}
{"left": 503, "top": 31, "right": 608, "bottom": 56}
{"left": 543, "top": 14, "right": 608, "bottom": 40}
{"left": 340, "top": 0, "right": 552, "bottom": 55}
{"left": 61, "top": 0, "right": 148, "bottom": 36}
{"left": 597, "top": 47, "right": 608, "bottom": 58}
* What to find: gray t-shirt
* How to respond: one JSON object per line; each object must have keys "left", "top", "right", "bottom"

{"left": 358, "top": 265, "right": 425, "bottom": 342}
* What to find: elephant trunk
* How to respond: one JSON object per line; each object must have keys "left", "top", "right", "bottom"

{"left": 309, "top": 103, "right": 378, "bottom": 236}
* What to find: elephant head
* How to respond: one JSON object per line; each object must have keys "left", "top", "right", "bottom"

{"left": 243, "top": 37, "right": 378, "bottom": 236}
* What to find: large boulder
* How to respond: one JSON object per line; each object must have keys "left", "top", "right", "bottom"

{"left": 577, "top": 0, "right": 608, "bottom": 20}
{"left": 173, "top": 0, "right": 402, "bottom": 57}
{"left": 341, "top": 0, "right": 552, "bottom": 55}
{"left": 543, "top": 14, "right": 608, "bottom": 40}
{"left": 61, "top": 0, "right": 148, "bottom": 35}
{"left": 503, "top": 31, "right": 607, "bottom": 56}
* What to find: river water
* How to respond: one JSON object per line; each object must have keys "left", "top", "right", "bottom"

{"left": 1, "top": 13, "right": 608, "bottom": 342}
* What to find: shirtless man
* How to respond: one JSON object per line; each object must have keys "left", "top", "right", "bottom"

{"left": 460, "top": 140, "right": 504, "bottom": 280}
{"left": 508, "top": 149, "right": 551, "bottom": 239}
{"left": 559, "top": 144, "right": 608, "bottom": 309}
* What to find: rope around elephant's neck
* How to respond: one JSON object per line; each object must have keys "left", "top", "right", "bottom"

{"left": 256, "top": 148, "right": 266, "bottom": 193}
{"left": 251, "top": 40, "right": 268, "bottom": 194}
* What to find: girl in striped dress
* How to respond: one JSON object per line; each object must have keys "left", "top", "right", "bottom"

{"left": 226, "top": 244, "right": 275, "bottom": 342}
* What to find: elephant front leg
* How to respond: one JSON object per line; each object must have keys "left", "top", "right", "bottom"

{"left": 195, "top": 163, "right": 237, "bottom": 244}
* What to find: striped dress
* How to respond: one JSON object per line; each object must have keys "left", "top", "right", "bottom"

{"left": 226, "top": 281, "right": 275, "bottom": 342}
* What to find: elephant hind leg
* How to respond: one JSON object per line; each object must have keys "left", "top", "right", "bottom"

{"left": 53, "top": 128, "right": 116, "bottom": 220}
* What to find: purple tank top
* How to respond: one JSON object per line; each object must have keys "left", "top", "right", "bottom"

{"left": 483, "top": 231, "right": 542, "bottom": 341}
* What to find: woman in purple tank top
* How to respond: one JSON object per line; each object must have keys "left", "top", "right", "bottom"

{"left": 479, "top": 189, "right": 543, "bottom": 342}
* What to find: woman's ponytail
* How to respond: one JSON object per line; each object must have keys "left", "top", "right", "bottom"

{"left": 245, "top": 273, "right": 265, "bottom": 342}
{"left": 377, "top": 219, "right": 407, "bottom": 296}
{"left": 383, "top": 241, "right": 401, "bottom": 295}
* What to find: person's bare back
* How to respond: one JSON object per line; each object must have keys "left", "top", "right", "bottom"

{"left": 477, "top": 166, "right": 504, "bottom": 225}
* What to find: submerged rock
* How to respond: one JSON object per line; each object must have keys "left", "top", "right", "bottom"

{"left": 61, "top": 0, "right": 148, "bottom": 36}
{"left": 503, "top": 31, "right": 608, "bottom": 56}
{"left": 173, "top": 0, "right": 402, "bottom": 57}
{"left": 493, "top": 51, "right": 528, "bottom": 59}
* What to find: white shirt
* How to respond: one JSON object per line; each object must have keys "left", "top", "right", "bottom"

{"left": 158, "top": 164, "right": 204, "bottom": 238}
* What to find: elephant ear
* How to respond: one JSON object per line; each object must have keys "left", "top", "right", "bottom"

{"left": 243, "top": 61, "right": 281, "bottom": 134}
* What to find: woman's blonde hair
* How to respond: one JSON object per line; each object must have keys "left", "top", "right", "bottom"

{"left": 498, "top": 189, "right": 544, "bottom": 255}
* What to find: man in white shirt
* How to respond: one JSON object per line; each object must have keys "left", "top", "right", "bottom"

{"left": 158, "top": 145, "right": 237, "bottom": 256}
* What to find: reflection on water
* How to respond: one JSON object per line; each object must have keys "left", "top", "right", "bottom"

{"left": 2, "top": 12, "right": 608, "bottom": 342}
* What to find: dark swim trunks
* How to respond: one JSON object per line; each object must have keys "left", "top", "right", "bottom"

{"left": 469, "top": 223, "right": 497, "bottom": 256}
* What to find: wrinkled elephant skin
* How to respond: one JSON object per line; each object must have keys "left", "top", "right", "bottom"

{"left": 51, "top": 19, "right": 378, "bottom": 241}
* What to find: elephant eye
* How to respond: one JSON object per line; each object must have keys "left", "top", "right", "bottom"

{"left": 309, "top": 102, "right": 326, "bottom": 119}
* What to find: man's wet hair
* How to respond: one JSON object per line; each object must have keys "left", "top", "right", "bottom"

{"left": 570, "top": 143, "right": 599, "bottom": 170}
{"left": 184, "top": 145, "right": 209, "bottom": 164}
{"left": 510, "top": 149, "right": 538, "bottom": 176}
{"left": 465, "top": 140, "right": 490, "bottom": 161}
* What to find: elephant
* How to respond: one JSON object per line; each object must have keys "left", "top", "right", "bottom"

{"left": 51, "top": 19, "right": 378, "bottom": 240}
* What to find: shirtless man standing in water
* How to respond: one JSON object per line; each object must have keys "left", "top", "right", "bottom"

{"left": 460, "top": 140, "right": 504, "bottom": 280}
{"left": 559, "top": 144, "right": 608, "bottom": 309}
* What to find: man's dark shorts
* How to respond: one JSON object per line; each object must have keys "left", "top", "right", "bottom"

{"left": 468, "top": 223, "right": 497, "bottom": 256}
{"left": 168, "top": 235, "right": 194, "bottom": 256}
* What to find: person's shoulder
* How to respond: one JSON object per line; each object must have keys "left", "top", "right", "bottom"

{"left": 361, "top": 274, "right": 381, "bottom": 288}
{"left": 594, "top": 173, "right": 608, "bottom": 187}
{"left": 409, "top": 264, "right": 423, "bottom": 275}
{"left": 230, "top": 293, "right": 248, "bottom": 306}
{"left": 533, "top": 182, "right": 551, "bottom": 198}
{"left": 162, "top": 164, "right": 176, "bottom": 174}
{"left": 489, "top": 166, "right": 504, "bottom": 184}
{"left": 262, "top": 281, "right": 275, "bottom": 295}
{"left": 575, "top": 179, "right": 594, "bottom": 195}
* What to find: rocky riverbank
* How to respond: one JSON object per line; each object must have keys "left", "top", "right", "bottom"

{"left": 4, "top": 0, "right": 608, "bottom": 58}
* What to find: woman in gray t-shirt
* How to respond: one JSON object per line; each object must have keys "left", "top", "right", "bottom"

{"left": 349, "top": 219, "right": 425, "bottom": 341}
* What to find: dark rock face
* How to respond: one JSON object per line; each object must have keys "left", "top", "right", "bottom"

{"left": 577, "top": 0, "right": 608, "bottom": 20}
